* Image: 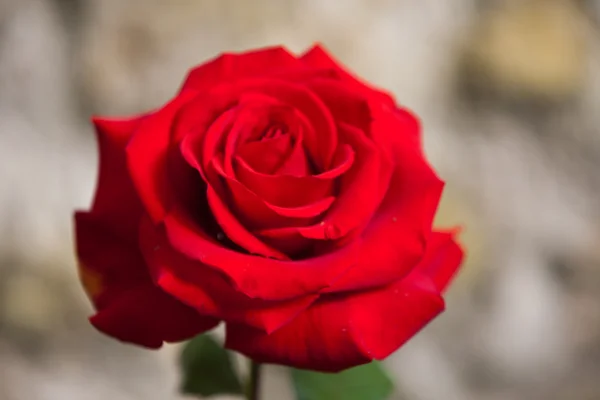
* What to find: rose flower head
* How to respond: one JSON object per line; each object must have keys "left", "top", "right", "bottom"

{"left": 74, "top": 44, "right": 464, "bottom": 372}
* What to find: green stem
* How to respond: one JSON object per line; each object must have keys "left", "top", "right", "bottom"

{"left": 246, "top": 360, "right": 262, "bottom": 400}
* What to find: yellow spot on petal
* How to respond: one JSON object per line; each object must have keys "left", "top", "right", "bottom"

{"left": 78, "top": 262, "right": 104, "bottom": 301}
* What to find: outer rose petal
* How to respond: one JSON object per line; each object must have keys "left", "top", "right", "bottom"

{"left": 75, "top": 212, "right": 146, "bottom": 308}
{"left": 91, "top": 285, "right": 219, "bottom": 348}
{"left": 126, "top": 89, "right": 199, "bottom": 223}
{"left": 139, "top": 216, "right": 318, "bottom": 333}
{"left": 77, "top": 117, "right": 218, "bottom": 347}
{"left": 225, "top": 299, "right": 372, "bottom": 372}
{"left": 75, "top": 212, "right": 218, "bottom": 348}
{"left": 417, "top": 230, "right": 465, "bottom": 293}
{"left": 225, "top": 231, "right": 462, "bottom": 371}
{"left": 225, "top": 270, "right": 445, "bottom": 372}
{"left": 77, "top": 114, "right": 148, "bottom": 305}
{"left": 348, "top": 230, "right": 464, "bottom": 360}
{"left": 324, "top": 108, "right": 445, "bottom": 293}
{"left": 306, "top": 79, "right": 372, "bottom": 132}
{"left": 89, "top": 116, "right": 145, "bottom": 241}
{"left": 300, "top": 44, "right": 396, "bottom": 105}
{"left": 162, "top": 207, "right": 361, "bottom": 300}
{"left": 181, "top": 46, "right": 300, "bottom": 93}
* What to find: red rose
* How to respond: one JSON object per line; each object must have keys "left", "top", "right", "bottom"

{"left": 75, "top": 45, "right": 463, "bottom": 372}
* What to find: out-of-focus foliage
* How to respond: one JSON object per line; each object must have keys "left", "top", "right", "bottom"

{"left": 180, "top": 334, "right": 243, "bottom": 398}
{"left": 291, "top": 362, "right": 393, "bottom": 400}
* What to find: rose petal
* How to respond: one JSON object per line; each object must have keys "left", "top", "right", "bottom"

{"left": 163, "top": 207, "right": 360, "bottom": 300}
{"left": 180, "top": 114, "right": 290, "bottom": 260}
{"left": 350, "top": 276, "right": 445, "bottom": 360}
{"left": 233, "top": 144, "right": 354, "bottom": 208}
{"left": 139, "top": 217, "right": 318, "bottom": 333}
{"left": 172, "top": 83, "right": 240, "bottom": 145}
{"left": 349, "top": 237, "right": 460, "bottom": 360}
{"left": 126, "top": 89, "right": 199, "bottom": 222}
{"left": 76, "top": 212, "right": 217, "bottom": 348}
{"left": 90, "top": 285, "right": 219, "bottom": 348}
{"left": 235, "top": 133, "right": 295, "bottom": 174}
{"left": 254, "top": 226, "right": 314, "bottom": 257}
{"left": 206, "top": 185, "right": 290, "bottom": 259}
{"left": 273, "top": 132, "right": 310, "bottom": 176}
{"left": 307, "top": 79, "right": 373, "bottom": 132}
{"left": 225, "top": 299, "right": 371, "bottom": 372}
{"left": 211, "top": 157, "right": 334, "bottom": 229}
{"left": 300, "top": 44, "right": 396, "bottom": 105}
{"left": 324, "top": 111, "right": 445, "bottom": 293}
{"left": 222, "top": 99, "right": 305, "bottom": 177}
{"left": 417, "top": 230, "right": 465, "bottom": 293}
{"left": 236, "top": 79, "right": 338, "bottom": 170}
{"left": 89, "top": 116, "right": 145, "bottom": 241}
{"left": 75, "top": 212, "right": 147, "bottom": 308}
{"left": 181, "top": 46, "right": 300, "bottom": 93}
{"left": 299, "top": 123, "right": 393, "bottom": 241}
{"left": 225, "top": 273, "right": 444, "bottom": 372}
{"left": 270, "top": 65, "right": 340, "bottom": 83}
{"left": 177, "top": 78, "right": 337, "bottom": 177}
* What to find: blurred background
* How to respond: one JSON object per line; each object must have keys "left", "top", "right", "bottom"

{"left": 1, "top": 0, "right": 600, "bottom": 399}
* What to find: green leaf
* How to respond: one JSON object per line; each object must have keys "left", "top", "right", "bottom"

{"left": 179, "top": 334, "right": 243, "bottom": 398}
{"left": 291, "top": 362, "right": 394, "bottom": 400}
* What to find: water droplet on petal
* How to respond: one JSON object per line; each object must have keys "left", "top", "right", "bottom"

{"left": 216, "top": 232, "right": 225, "bottom": 241}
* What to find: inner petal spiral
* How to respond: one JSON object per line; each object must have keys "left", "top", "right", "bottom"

{"left": 178, "top": 80, "right": 361, "bottom": 258}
